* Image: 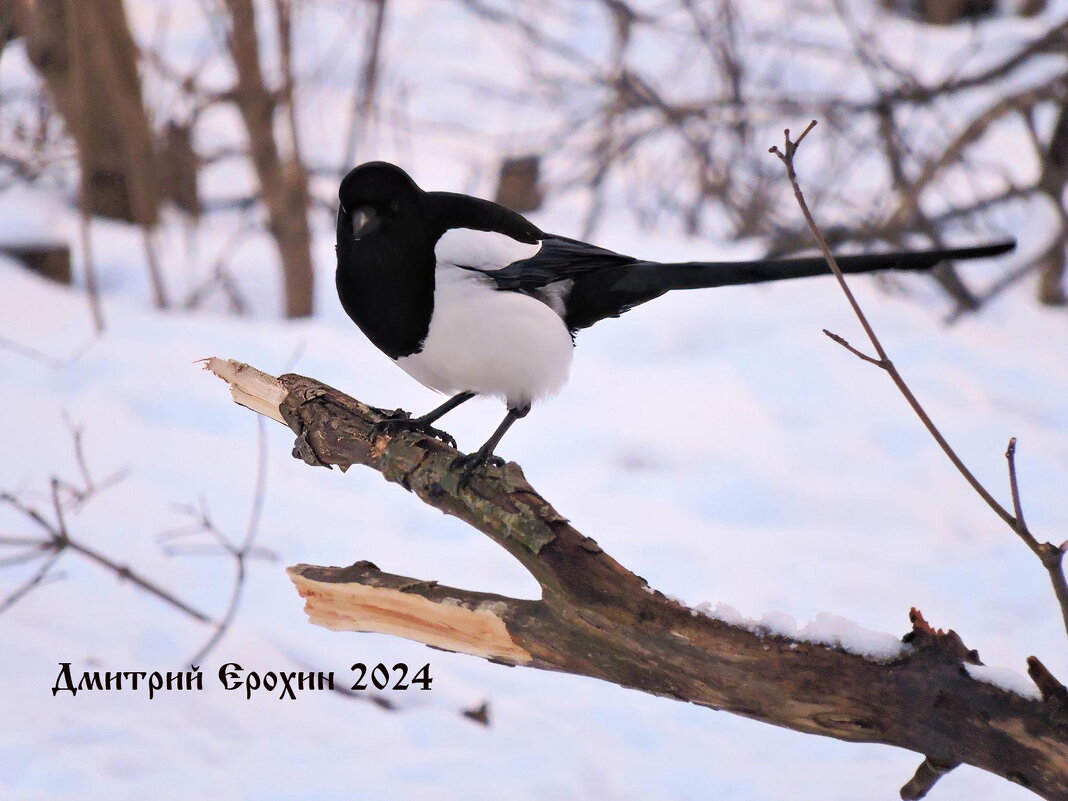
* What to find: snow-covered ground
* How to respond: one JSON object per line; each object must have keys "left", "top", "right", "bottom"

{"left": 2, "top": 2, "right": 1067, "bottom": 799}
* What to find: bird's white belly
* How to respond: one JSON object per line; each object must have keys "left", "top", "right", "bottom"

{"left": 396, "top": 267, "right": 573, "bottom": 408}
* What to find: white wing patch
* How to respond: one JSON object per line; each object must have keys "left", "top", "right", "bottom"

{"left": 434, "top": 227, "right": 541, "bottom": 271}
{"left": 534, "top": 279, "right": 573, "bottom": 317}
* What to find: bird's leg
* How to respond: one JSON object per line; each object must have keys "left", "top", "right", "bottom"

{"left": 418, "top": 391, "right": 478, "bottom": 425}
{"left": 371, "top": 391, "right": 476, "bottom": 448}
{"left": 452, "top": 403, "right": 530, "bottom": 486}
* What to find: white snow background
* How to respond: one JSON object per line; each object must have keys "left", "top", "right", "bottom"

{"left": 1, "top": 2, "right": 1066, "bottom": 799}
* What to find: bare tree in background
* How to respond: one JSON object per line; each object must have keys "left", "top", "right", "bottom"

{"left": 879, "top": 0, "right": 998, "bottom": 26}
{"left": 8, "top": 0, "right": 169, "bottom": 316}
{"left": 1, "top": 1, "right": 1061, "bottom": 319}
{"left": 213, "top": 0, "right": 315, "bottom": 318}
{"left": 460, "top": 0, "right": 1068, "bottom": 312}
{"left": 2, "top": 0, "right": 320, "bottom": 319}
{"left": 339, "top": 0, "right": 388, "bottom": 174}
{"left": 8, "top": 0, "right": 160, "bottom": 226}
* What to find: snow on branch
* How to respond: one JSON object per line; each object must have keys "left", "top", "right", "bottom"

{"left": 206, "top": 356, "right": 1068, "bottom": 801}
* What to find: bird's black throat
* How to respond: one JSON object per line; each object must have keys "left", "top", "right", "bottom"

{"left": 335, "top": 179, "right": 436, "bottom": 360}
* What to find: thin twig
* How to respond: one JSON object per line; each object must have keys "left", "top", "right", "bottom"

{"left": 62, "top": 534, "right": 212, "bottom": 623}
{"left": 78, "top": 207, "right": 105, "bottom": 334}
{"left": 0, "top": 422, "right": 213, "bottom": 625}
{"left": 340, "top": 0, "right": 388, "bottom": 173}
{"left": 0, "top": 335, "right": 97, "bottom": 370}
{"left": 0, "top": 548, "right": 54, "bottom": 569}
{"left": 0, "top": 552, "right": 63, "bottom": 616}
{"left": 0, "top": 535, "right": 50, "bottom": 547}
{"left": 187, "top": 415, "right": 272, "bottom": 664}
{"left": 821, "top": 329, "right": 882, "bottom": 366}
{"left": 0, "top": 492, "right": 56, "bottom": 535}
{"left": 63, "top": 0, "right": 107, "bottom": 336}
{"left": 1005, "top": 438, "right": 1029, "bottom": 536}
{"left": 944, "top": 256, "right": 1044, "bottom": 325}
{"left": 142, "top": 227, "right": 170, "bottom": 310}
{"left": 770, "top": 121, "right": 1068, "bottom": 641}
{"left": 52, "top": 413, "right": 128, "bottom": 510}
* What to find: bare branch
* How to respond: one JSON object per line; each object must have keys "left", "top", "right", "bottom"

{"left": 1005, "top": 437, "right": 1029, "bottom": 536}
{"left": 899, "top": 756, "right": 960, "bottom": 801}
{"left": 0, "top": 551, "right": 64, "bottom": 616}
{"left": 339, "top": 0, "right": 388, "bottom": 173}
{"left": 1028, "top": 656, "right": 1068, "bottom": 709}
{"left": 214, "top": 0, "right": 315, "bottom": 317}
{"left": 184, "top": 415, "right": 273, "bottom": 665}
{"left": 0, "top": 335, "right": 97, "bottom": 370}
{"left": 769, "top": 122, "right": 1068, "bottom": 642}
{"left": 61, "top": 532, "right": 212, "bottom": 623}
{"left": 207, "top": 357, "right": 1068, "bottom": 799}
{"left": 77, "top": 196, "right": 104, "bottom": 334}
{"left": 0, "top": 423, "right": 213, "bottom": 624}
{"left": 821, "top": 329, "right": 884, "bottom": 367}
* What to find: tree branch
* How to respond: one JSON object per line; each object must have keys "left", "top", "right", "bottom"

{"left": 0, "top": 414, "right": 270, "bottom": 666}
{"left": 770, "top": 122, "right": 1068, "bottom": 643}
{"left": 215, "top": 0, "right": 315, "bottom": 317}
{"left": 207, "top": 357, "right": 1068, "bottom": 800}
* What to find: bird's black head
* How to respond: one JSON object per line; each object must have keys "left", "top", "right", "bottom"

{"left": 338, "top": 162, "right": 424, "bottom": 244}
{"left": 335, "top": 162, "right": 436, "bottom": 358}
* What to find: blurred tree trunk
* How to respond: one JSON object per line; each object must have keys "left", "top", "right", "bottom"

{"left": 495, "top": 155, "right": 543, "bottom": 213}
{"left": 1036, "top": 101, "right": 1068, "bottom": 305}
{"left": 877, "top": 0, "right": 996, "bottom": 24}
{"left": 221, "top": 0, "right": 314, "bottom": 318}
{"left": 159, "top": 121, "right": 201, "bottom": 219}
{"left": 10, "top": 0, "right": 160, "bottom": 227}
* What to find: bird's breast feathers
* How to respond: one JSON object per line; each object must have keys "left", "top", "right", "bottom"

{"left": 394, "top": 232, "right": 574, "bottom": 407}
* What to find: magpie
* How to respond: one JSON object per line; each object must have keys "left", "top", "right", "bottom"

{"left": 336, "top": 161, "right": 1014, "bottom": 481}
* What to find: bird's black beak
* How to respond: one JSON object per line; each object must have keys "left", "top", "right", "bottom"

{"left": 350, "top": 205, "right": 381, "bottom": 240}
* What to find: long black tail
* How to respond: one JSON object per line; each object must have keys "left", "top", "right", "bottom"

{"left": 564, "top": 240, "right": 1015, "bottom": 331}
{"left": 619, "top": 240, "right": 1016, "bottom": 292}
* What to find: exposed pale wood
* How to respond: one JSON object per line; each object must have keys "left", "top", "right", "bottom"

{"left": 289, "top": 564, "right": 533, "bottom": 663}
{"left": 205, "top": 358, "right": 287, "bottom": 425}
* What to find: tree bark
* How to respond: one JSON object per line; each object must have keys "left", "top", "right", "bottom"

{"left": 220, "top": 0, "right": 315, "bottom": 318}
{"left": 11, "top": 0, "right": 160, "bottom": 227}
{"left": 207, "top": 357, "right": 1068, "bottom": 800}
{"left": 0, "top": 243, "right": 70, "bottom": 284}
{"left": 1036, "top": 100, "right": 1068, "bottom": 306}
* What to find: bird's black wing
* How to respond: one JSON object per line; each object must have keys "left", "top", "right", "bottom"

{"left": 457, "top": 234, "right": 640, "bottom": 291}
{"left": 443, "top": 233, "right": 643, "bottom": 325}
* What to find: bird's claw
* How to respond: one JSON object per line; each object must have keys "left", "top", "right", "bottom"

{"left": 371, "top": 415, "right": 458, "bottom": 449}
{"left": 450, "top": 451, "right": 504, "bottom": 488}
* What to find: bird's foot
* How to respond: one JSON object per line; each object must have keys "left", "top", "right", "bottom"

{"left": 371, "top": 414, "right": 458, "bottom": 449}
{"left": 450, "top": 450, "right": 505, "bottom": 488}
{"left": 371, "top": 406, "right": 411, "bottom": 421}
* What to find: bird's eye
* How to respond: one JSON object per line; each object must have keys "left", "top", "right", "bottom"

{"left": 351, "top": 206, "right": 379, "bottom": 239}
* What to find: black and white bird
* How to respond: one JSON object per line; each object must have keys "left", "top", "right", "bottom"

{"left": 336, "top": 161, "right": 1013, "bottom": 480}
